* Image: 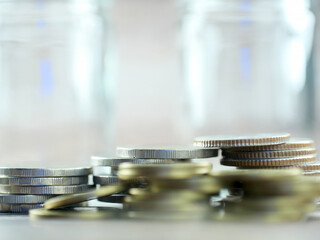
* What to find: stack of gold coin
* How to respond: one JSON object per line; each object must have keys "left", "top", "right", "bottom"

{"left": 34, "top": 166, "right": 320, "bottom": 222}
{"left": 194, "top": 133, "right": 317, "bottom": 170}
{"left": 118, "top": 162, "right": 219, "bottom": 220}
{"left": 91, "top": 145, "right": 218, "bottom": 204}
{"left": 0, "top": 164, "right": 91, "bottom": 213}
{"left": 32, "top": 162, "right": 217, "bottom": 220}
{"left": 91, "top": 157, "right": 163, "bottom": 203}
{"left": 91, "top": 156, "right": 194, "bottom": 203}
{"left": 210, "top": 169, "right": 320, "bottom": 222}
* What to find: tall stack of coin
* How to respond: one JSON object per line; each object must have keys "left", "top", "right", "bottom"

{"left": 118, "top": 162, "right": 220, "bottom": 220}
{"left": 194, "top": 133, "right": 318, "bottom": 172}
{"left": 211, "top": 169, "right": 320, "bottom": 222}
{"left": 0, "top": 165, "right": 91, "bottom": 213}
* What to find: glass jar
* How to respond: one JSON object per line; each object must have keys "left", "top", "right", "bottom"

{"left": 178, "top": 0, "right": 315, "bottom": 140}
{"left": 0, "top": 0, "right": 115, "bottom": 165}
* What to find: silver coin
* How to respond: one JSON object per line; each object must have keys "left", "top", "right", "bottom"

{"left": 296, "top": 163, "right": 320, "bottom": 171}
{"left": 91, "top": 156, "right": 189, "bottom": 167}
{"left": 0, "top": 176, "right": 88, "bottom": 186}
{"left": 220, "top": 155, "right": 316, "bottom": 167}
{"left": 94, "top": 176, "right": 119, "bottom": 185}
{"left": 117, "top": 145, "right": 218, "bottom": 159}
{"left": 94, "top": 175, "right": 145, "bottom": 186}
{"left": 0, "top": 194, "right": 52, "bottom": 204}
{"left": 0, "top": 184, "right": 90, "bottom": 195}
{"left": 0, "top": 167, "right": 92, "bottom": 177}
{"left": 223, "top": 138, "right": 314, "bottom": 152}
{"left": 194, "top": 133, "right": 290, "bottom": 148}
{"left": 0, "top": 203, "right": 43, "bottom": 213}
{"left": 239, "top": 162, "right": 320, "bottom": 171}
{"left": 223, "top": 148, "right": 317, "bottom": 159}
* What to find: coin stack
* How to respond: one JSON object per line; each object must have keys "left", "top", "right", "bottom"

{"left": 91, "top": 156, "right": 133, "bottom": 203}
{"left": 34, "top": 166, "right": 320, "bottom": 222}
{"left": 0, "top": 166, "right": 91, "bottom": 213}
{"left": 194, "top": 133, "right": 318, "bottom": 172}
{"left": 91, "top": 145, "right": 219, "bottom": 204}
{"left": 211, "top": 169, "right": 320, "bottom": 222}
{"left": 35, "top": 162, "right": 220, "bottom": 219}
{"left": 118, "top": 162, "right": 220, "bottom": 220}
{"left": 32, "top": 147, "right": 219, "bottom": 219}
{"left": 27, "top": 133, "right": 320, "bottom": 222}
{"left": 91, "top": 156, "right": 191, "bottom": 203}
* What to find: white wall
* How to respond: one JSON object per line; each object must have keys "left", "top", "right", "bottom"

{"left": 112, "top": 0, "right": 184, "bottom": 146}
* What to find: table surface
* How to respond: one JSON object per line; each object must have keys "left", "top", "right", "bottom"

{"left": 2, "top": 212, "right": 320, "bottom": 240}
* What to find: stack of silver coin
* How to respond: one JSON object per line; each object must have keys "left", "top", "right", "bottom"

{"left": 194, "top": 133, "right": 318, "bottom": 174}
{"left": 0, "top": 166, "right": 91, "bottom": 213}
{"left": 91, "top": 145, "right": 219, "bottom": 203}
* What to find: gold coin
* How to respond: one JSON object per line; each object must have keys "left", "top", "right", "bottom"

{"left": 210, "top": 169, "right": 301, "bottom": 181}
{"left": 118, "top": 162, "right": 212, "bottom": 180}
{"left": 129, "top": 188, "right": 208, "bottom": 202}
{"left": 30, "top": 207, "right": 122, "bottom": 219}
{"left": 149, "top": 176, "right": 221, "bottom": 194}
{"left": 224, "top": 195, "right": 314, "bottom": 210}
{"left": 224, "top": 202, "right": 315, "bottom": 215}
{"left": 242, "top": 178, "right": 320, "bottom": 197}
{"left": 220, "top": 155, "right": 316, "bottom": 167}
{"left": 44, "top": 184, "right": 126, "bottom": 210}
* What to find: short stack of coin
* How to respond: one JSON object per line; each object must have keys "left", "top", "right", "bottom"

{"left": 118, "top": 162, "right": 220, "bottom": 220}
{"left": 210, "top": 169, "right": 320, "bottom": 222}
{"left": 0, "top": 166, "right": 91, "bottom": 213}
{"left": 222, "top": 137, "right": 317, "bottom": 169}
{"left": 194, "top": 133, "right": 320, "bottom": 215}
{"left": 194, "top": 133, "right": 318, "bottom": 172}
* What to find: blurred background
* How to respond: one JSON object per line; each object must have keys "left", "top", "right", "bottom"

{"left": 0, "top": 0, "right": 319, "bottom": 164}
{"left": 112, "top": 0, "right": 320, "bottom": 147}
{"left": 115, "top": 0, "right": 320, "bottom": 146}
